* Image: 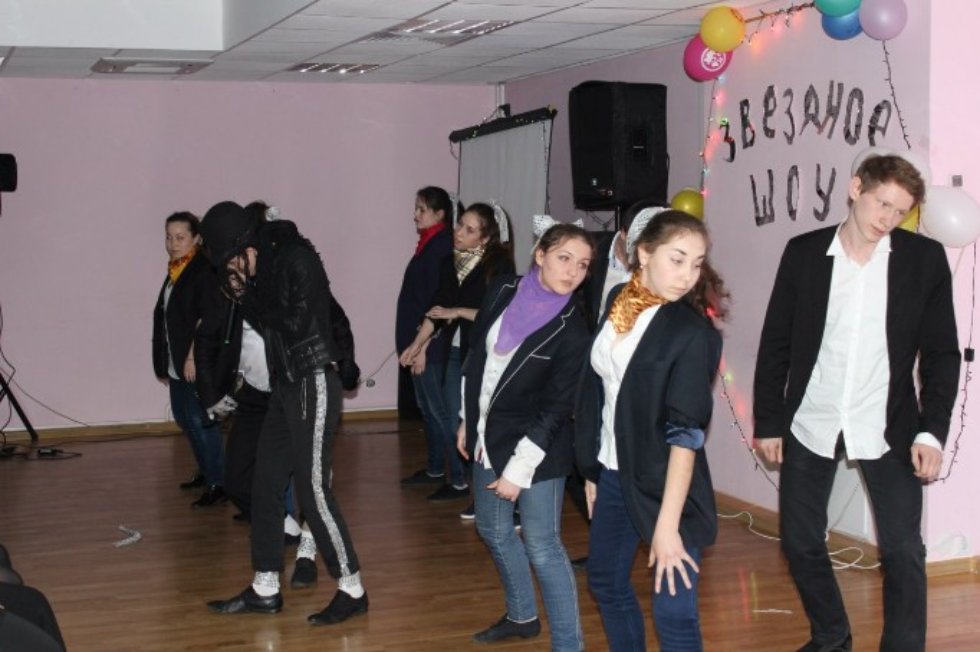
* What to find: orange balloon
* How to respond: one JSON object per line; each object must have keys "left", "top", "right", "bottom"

{"left": 700, "top": 6, "right": 746, "bottom": 53}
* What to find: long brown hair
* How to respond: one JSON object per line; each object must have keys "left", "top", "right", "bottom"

{"left": 631, "top": 210, "right": 730, "bottom": 320}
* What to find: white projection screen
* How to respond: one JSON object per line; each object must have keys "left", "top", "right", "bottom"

{"left": 456, "top": 112, "right": 553, "bottom": 273}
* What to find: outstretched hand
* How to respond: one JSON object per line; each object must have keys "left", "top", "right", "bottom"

{"left": 649, "top": 528, "right": 698, "bottom": 596}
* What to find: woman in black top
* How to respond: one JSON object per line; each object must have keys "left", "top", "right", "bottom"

{"left": 399, "top": 202, "right": 514, "bottom": 501}
{"left": 152, "top": 211, "right": 226, "bottom": 507}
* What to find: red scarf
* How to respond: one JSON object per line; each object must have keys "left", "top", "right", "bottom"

{"left": 415, "top": 222, "right": 446, "bottom": 256}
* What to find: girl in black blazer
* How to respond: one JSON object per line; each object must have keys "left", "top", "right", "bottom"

{"left": 576, "top": 210, "right": 727, "bottom": 651}
{"left": 456, "top": 224, "right": 594, "bottom": 651}
{"left": 399, "top": 202, "right": 515, "bottom": 502}
{"left": 152, "top": 211, "right": 226, "bottom": 506}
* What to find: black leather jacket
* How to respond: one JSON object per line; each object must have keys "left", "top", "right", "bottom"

{"left": 237, "top": 220, "right": 348, "bottom": 385}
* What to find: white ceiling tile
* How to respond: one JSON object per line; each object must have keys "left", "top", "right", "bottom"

{"left": 556, "top": 24, "right": 695, "bottom": 49}
{"left": 424, "top": 3, "right": 561, "bottom": 22}
{"left": 275, "top": 15, "right": 400, "bottom": 33}
{"left": 300, "top": 0, "right": 448, "bottom": 19}
{"left": 540, "top": 7, "right": 671, "bottom": 24}
{"left": 12, "top": 47, "right": 119, "bottom": 58}
{"left": 325, "top": 40, "right": 445, "bottom": 56}
{"left": 115, "top": 49, "right": 220, "bottom": 59}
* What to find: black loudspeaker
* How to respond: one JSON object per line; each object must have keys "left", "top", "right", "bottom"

{"left": 569, "top": 81, "right": 668, "bottom": 211}
{"left": 0, "top": 154, "right": 17, "bottom": 192}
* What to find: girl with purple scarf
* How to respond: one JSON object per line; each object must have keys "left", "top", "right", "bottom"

{"left": 455, "top": 223, "right": 594, "bottom": 652}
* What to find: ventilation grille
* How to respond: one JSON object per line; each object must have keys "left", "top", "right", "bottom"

{"left": 91, "top": 58, "right": 212, "bottom": 75}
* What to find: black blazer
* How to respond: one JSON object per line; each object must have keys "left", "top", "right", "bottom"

{"left": 427, "top": 254, "right": 516, "bottom": 363}
{"left": 462, "top": 275, "right": 591, "bottom": 483}
{"left": 576, "top": 292, "right": 722, "bottom": 548}
{"left": 152, "top": 253, "right": 218, "bottom": 380}
{"left": 753, "top": 226, "right": 961, "bottom": 451}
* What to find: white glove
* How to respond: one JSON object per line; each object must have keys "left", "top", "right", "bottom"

{"left": 207, "top": 394, "right": 238, "bottom": 420}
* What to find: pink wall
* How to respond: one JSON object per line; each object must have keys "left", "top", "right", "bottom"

{"left": 505, "top": 40, "right": 703, "bottom": 227}
{"left": 926, "top": 0, "right": 979, "bottom": 561}
{"left": 0, "top": 78, "right": 495, "bottom": 428}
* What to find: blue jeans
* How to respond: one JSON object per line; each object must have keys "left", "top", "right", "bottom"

{"left": 473, "top": 463, "right": 583, "bottom": 652}
{"left": 411, "top": 355, "right": 465, "bottom": 486}
{"left": 588, "top": 468, "right": 703, "bottom": 652}
{"left": 169, "top": 378, "right": 224, "bottom": 486}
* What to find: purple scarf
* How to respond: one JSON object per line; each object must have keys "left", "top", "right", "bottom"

{"left": 494, "top": 267, "right": 570, "bottom": 355}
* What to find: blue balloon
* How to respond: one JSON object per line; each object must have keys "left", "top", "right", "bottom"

{"left": 822, "top": 9, "right": 863, "bottom": 40}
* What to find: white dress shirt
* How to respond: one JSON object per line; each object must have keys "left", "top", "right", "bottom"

{"left": 239, "top": 319, "right": 270, "bottom": 392}
{"left": 591, "top": 306, "right": 662, "bottom": 470}
{"left": 792, "top": 227, "right": 941, "bottom": 459}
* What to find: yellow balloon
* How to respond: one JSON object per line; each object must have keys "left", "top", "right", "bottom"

{"left": 671, "top": 188, "right": 705, "bottom": 220}
{"left": 700, "top": 6, "right": 746, "bottom": 53}
{"left": 898, "top": 205, "right": 920, "bottom": 232}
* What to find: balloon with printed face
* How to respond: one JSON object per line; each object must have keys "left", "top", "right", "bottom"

{"left": 699, "top": 7, "right": 745, "bottom": 53}
{"left": 822, "top": 9, "right": 863, "bottom": 40}
{"left": 859, "top": 0, "right": 909, "bottom": 41}
{"left": 920, "top": 186, "right": 980, "bottom": 248}
{"left": 815, "top": 0, "right": 862, "bottom": 17}
{"left": 683, "top": 34, "right": 732, "bottom": 82}
{"left": 671, "top": 188, "right": 705, "bottom": 220}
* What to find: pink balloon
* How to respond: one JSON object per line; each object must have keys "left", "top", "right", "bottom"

{"left": 683, "top": 34, "right": 732, "bottom": 82}
{"left": 859, "top": 0, "right": 908, "bottom": 41}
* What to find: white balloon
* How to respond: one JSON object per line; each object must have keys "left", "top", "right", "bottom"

{"left": 896, "top": 150, "right": 932, "bottom": 188}
{"left": 849, "top": 146, "right": 932, "bottom": 187}
{"left": 851, "top": 146, "right": 893, "bottom": 176}
{"left": 921, "top": 186, "right": 980, "bottom": 248}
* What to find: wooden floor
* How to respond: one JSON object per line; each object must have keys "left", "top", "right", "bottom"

{"left": 1, "top": 419, "right": 977, "bottom": 651}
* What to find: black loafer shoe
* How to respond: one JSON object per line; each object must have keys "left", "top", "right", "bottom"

{"left": 307, "top": 590, "right": 368, "bottom": 625}
{"left": 207, "top": 587, "right": 282, "bottom": 614}
{"left": 427, "top": 483, "right": 470, "bottom": 502}
{"left": 400, "top": 469, "right": 444, "bottom": 486}
{"left": 180, "top": 472, "right": 205, "bottom": 490}
{"left": 291, "top": 558, "right": 318, "bottom": 589}
{"left": 473, "top": 615, "right": 541, "bottom": 643}
{"left": 192, "top": 485, "right": 228, "bottom": 508}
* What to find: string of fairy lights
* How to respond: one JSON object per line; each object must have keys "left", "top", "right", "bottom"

{"left": 699, "top": 2, "right": 973, "bottom": 485}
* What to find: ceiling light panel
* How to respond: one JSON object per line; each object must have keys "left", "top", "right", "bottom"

{"left": 300, "top": 0, "right": 449, "bottom": 19}
{"left": 423, "top": 3, "right": 559, "bottom": 22}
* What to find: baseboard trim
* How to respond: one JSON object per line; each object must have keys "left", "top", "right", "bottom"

{"left": 2, "top": 408, "right": 402, "bottom": 444}
{"left": 716, "top": 491, "right": 976, "bottom": 577}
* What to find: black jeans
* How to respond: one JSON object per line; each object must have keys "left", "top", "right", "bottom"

{"left": 224, "top": 382, "right": 271, "bottom": 518}
{"left": 250, "top": 369, "right": 360, "bottom": 580}
{"left": 780, "top": 434, "right": 926, "bottom": 652}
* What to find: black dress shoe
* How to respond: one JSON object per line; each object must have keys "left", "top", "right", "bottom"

{"left": 400, "top": 469, "right": 445, "bottom": 486}
{"left": 179, "top": 472, "right": 206, "bottom": 490}
{"left": 307, "top": 590, "right": 368, "bottom": 625}
{"left": 207, "top": 587, "right": 282, "bottom": 614}
{"left": 473, "top": 614, "right": 541, "bottom": 642}
{"left": 192, "top": 485, "right": 228, "bottom": 508}
{"left": 291, "top": 558, "right": 318, "bottom": 589}
{"left": 797, "top": 635, "right": 853, "bottom": 652}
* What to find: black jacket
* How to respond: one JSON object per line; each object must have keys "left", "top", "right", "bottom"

{"left": 753, "top": 226, "right": 961, "bottom": 451}
{"left": 426, "top": 254, "right": 516, "bottom": 363}
{"left": 462, "top": 275, "right": 591, "bottom": 484}
{"left": 580, "top": 230, "right": 618, "bottom": 330}
{"left": 152, "top": 253, "right": 219, "bottom": 380}
{"left": 237, "top": 220, "right": 347, "bottom": 385}
{"left": 395, "top": 227, "right": 453, "bottom": 359}
{"left": 576, "top": 291, "right": 723, "bottom": 548}
{"left": 195, "top": 291, "right": 360, "bottom": 408}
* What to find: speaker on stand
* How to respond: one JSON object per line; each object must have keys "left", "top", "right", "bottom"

{"left": 568, "top": 81, "right": 669, "bottom": 215}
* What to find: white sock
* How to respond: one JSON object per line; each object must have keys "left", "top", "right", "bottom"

{"left": 252, "top": 571, "right": 280, "bottom": 597}
{"left": 284, "top": 515, "right": 302, "bottom": 537}
{"left": 297, "top": 530, "right": 317, "bottom": 561}
{"left": 338, "top": 571, "right": 365, "bottom": 599}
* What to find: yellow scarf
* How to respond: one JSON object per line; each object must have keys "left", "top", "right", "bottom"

{"left": 168, "top": 249, "right": 196, "bottom": 285}
{"left": 607, "top": 270, "right": 667, "bottom": 334}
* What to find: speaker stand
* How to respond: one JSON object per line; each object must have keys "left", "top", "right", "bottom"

{"left": 0, "top": 373, "right": 38, "bottom": 443}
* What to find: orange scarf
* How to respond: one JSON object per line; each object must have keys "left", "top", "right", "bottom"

{"left": 168, "top": 249, "right": 196, "bottom": 285}
{"left": 607, "top": 270, "right": 667, "bottom": 334}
